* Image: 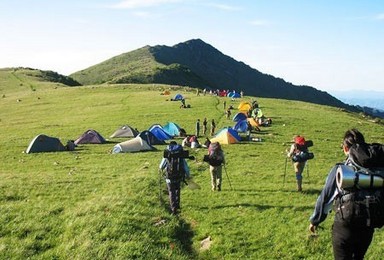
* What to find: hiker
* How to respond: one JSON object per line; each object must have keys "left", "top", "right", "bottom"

{"left": 196, "top": 119, "right": 200, "bottom": 137}
{"left": 287, "top": 135, "right": 311, "bottom": 191}
{"left": 210, "top": 119, "right": 216, "bottom": 136}
{"left": 223, "top": 100, "right": 226, "bottom": 110}
{"left": 309, "top": 129, "right": 384, "bottom": 259}
{"left": 205, "top": 142, "right": 225, "bottom": 191}
{"left": 202, "top": 118, "right": 208, "bottom": 135}
{"left": 225, "top": 108, "right": 231, "bottom": 119}
{"left": 159, "top": 141, "right": 190, "bottom": 215}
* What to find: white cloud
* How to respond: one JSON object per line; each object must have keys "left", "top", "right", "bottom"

{"left": 110, "top": 0, "right": 182, "bottom": 9}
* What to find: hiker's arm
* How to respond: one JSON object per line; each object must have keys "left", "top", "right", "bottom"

{"left": 309, "top": 166, "right": 339, "bottom": 227}
{"left": 287, "top": 144, "right": 295, "bottom": 158}
{"left": 183, "top": 159, "right": 190, "bottom": 178}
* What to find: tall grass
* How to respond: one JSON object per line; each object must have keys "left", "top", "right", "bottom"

{"left": 1, "top": 75, "right": 383, "bottom": 259}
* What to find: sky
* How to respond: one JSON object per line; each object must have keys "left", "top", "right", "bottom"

{"left": 0, "top": 0, "right": 383, "bottom": 94}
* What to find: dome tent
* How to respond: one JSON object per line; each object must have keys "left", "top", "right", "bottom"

{"left": 110, "top": 125, "right": 139, "bottom": 138}
{"left": 112, "top": 135, "right": 155, "bottom": 153}
{"left": 26, "top": 134, "right": 66, "bottom": 153}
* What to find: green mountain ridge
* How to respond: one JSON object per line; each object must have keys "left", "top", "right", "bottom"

{"left": 70, "top": 39, "right": 357, "bottom": 112}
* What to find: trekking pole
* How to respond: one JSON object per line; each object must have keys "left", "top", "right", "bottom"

{"left": 306, "top": 161, "right": 310, "bottom": 183}
{"left": 283, "top": 157, "right": 288, "bottom": 184}
{"left": 158, "top": 169, "right": 163, "bottom": 206}
{"left": 223, "top": 164, "right": 233, "bottom": 190}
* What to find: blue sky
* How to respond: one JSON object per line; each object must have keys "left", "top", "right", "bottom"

{"left": 0, "top": 0, "right": 383, "bottom": 93}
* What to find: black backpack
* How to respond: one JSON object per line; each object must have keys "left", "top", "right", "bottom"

{"left": 335, "top": 143, "right": 384, "bottom": 228}
{"left": 292, "top": 138, "right": 314, "bottom": 163}
{"left": 163, "top": 145, "right": 186, "bottom": 182}
{"left": 208, "top": 142, "right": 224, "bottom": 167}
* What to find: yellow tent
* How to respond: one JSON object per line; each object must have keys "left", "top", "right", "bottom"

{"left": 210, "top": 128, "right": 241, "bottom": 144}
{"left": 238, "top": 102, "right": 251, "bottom": 112}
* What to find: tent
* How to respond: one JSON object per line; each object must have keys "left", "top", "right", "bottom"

{"left": 227, "top": 92, "right": 241, "bottom": 98}
{"left": 148, "top": 126, "right": 172, "bottom": 141}
{"left": 210, "top": 127, "right": 241, "bottom": 144}
{"left": 139, "top": 130, "right": 166, "bottom": 145}
{"left": 110, "top": 125, "right": 139, "bottom": 138}
{"left": 238, "top": 102, "right": 251, "bottom": 112}
{"left": 234, "top": 119, "right": 248, "bottom": 133}
{"left": 26, "top": 134, "right": 66, "bottom": 153}
{"left": 163, "top": 122, "right": 181, "bottom": 137}
{"left": 112, "top": 136, "right": 155, "bottom": 153}
{"left": 173, "top": 94, "right": 184, "bottom": 101}
{"left": 74, "top": 129, "right": 106, "bottom": 145}
{"left": 232, "top": 112, "right": 247, "bottom": 122}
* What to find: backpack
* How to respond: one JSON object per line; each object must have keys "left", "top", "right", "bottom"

{"left": 291, "top": 136, "right": 314, "bottom": 163}
{"left": 163, "top": 144, "right": 186, "bottom": 182}
{"left": 335, "top": 143, "right": 384, "bottom": 228}
{"left": 207, "top": 142, "right": 224, "bottom": 167}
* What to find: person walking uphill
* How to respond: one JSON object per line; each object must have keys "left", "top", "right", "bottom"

{"left": 287, "top": 135, "right": 312, "bottom": 191}
{"left": 205, "top": 142, "right": 225, "bottom": 191}
{"left": 159, "top": 141, "right": 190, "bottom": 215}
{"left": 309, "top": 129, "right": 384, "bottom": 259}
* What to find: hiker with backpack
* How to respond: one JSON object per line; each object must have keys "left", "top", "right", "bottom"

{"left": 159, "top": 141, "right": 191, "bottom": 215}
{"left": 287, "top": 135, "right": 314, "bottom": 191}
{"left": 203, "top": 142, "right": 225, "bottom": 191}
{"left": 309, "top": 129, "right": 384, "bottom": 259}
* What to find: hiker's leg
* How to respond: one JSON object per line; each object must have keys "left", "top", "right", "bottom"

{"left": 294, "top": 162, "right": 304, "bottom": 191}
{"left": 216, "top": 166, "right": 223, "bottom": 191}
{"left": 167, "top": 182, "right": 178, "bottom": 213}
{"left": 210, "top": 166, "right": 216, "bottom": 190}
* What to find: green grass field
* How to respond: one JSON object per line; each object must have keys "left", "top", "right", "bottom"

{"left": 1, "top": 68, "right": 384, "bottom": 259}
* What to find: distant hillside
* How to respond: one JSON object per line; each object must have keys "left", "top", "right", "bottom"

{"left": 70, "top": 39, "right": 355, "bottom": 110}
{"left": 0, "top": 67, "right": 80, "bottom": 91}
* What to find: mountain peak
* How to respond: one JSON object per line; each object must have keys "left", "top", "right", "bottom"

{"left": 69, "top": 39, "right": 357, "bottom": 111}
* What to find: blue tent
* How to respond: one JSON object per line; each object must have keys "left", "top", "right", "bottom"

{"left": 227, "top": 92, "right": 241, "bottom": 98}
{"left": 234, "top": 119, "right": 248, "bottom": 133}
{"left": 173, "top": 94, "right": 184, "bottom": 101}
{"left": 163, "top": 122, "right": 181, "bottom": 136}
{"left": 139, "top": 130, "right": 165, "bottom": 145}
{"left": 148, "top": 126, "right": 172, "bottom": 141}
{"left": 232, "top": 112, "right": 247, "bottom": 122}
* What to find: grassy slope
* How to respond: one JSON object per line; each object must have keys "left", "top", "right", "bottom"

{"left": 1, "top": 73, "right": 384, "bottom": 259}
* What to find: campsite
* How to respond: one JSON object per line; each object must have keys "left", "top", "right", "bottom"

{"left": 1, "top": 70, "right": 384, "bottom": 259}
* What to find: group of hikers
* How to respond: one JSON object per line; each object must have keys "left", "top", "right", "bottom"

{"left": 159, "top": 127, "right": 384, "bottom": 259}
{"left": 163, "top": 91, "right": 384, "bottom": 259}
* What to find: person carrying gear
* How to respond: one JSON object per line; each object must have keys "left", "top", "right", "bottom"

{"left": 159, "top": 141, "right": 190, "bottom": 215}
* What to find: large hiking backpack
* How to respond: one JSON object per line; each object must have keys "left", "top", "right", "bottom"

{"left": 207, "top": 142, "right": 224, "bottom": 167}
{"left": 292, "top": 136, "right": 314, "bottom": 163}
{"left": 335, "top": 143, "right": 384, "bottom": 228}
{"left": 163, "top": 144, "right": 186, "bottom": 182}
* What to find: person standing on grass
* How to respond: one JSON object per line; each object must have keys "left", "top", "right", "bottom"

{"left": 309, "top": 129, "right": 382, "bottom": 259}
{"left": 210, "top": 119, "right": 216, "bottom": 136}
{"left": 202, "top": 118, "right": 208, "bottom": 135}
{"left": 195, "top": 119, "right": 200, "bottom": 137}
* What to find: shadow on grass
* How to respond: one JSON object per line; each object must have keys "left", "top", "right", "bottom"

{"left": 198, "top": 202, "right": 314, "bottom": 212}
{"left": 159, "top": 186, "right": 197, "bottom": 258}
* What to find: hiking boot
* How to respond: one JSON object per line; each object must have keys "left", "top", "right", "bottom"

{"left": 217, "top": 185, "right": 221, "bottom": 191}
